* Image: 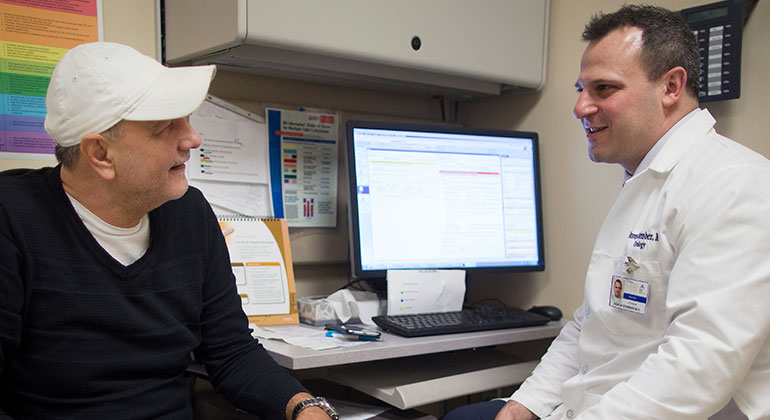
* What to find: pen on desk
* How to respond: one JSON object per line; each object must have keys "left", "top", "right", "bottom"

{"left": 325, "top": 330, "right": 379, "bottom": 341}
{"left": 324, "top": 323, "right": 382, "bottom": 340}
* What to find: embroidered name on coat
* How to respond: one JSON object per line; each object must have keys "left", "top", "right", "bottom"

{"left": 628, "top": 231, "right": 659, "bottom": 250}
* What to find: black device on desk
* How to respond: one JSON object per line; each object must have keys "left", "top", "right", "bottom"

{"left": 372, "top": 306, "right": 552, "bottom": 338}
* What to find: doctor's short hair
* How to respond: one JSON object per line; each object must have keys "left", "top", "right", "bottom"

{"left": 582, "top": 4, "right": 700, "bottom": 98}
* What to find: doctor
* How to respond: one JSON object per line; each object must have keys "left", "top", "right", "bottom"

{"left": 443, "top": 4, "right": 770, "bottom": 420}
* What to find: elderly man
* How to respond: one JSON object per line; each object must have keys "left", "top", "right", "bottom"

{"left": 0, "top": 42, "right": 337, "bottom": 420}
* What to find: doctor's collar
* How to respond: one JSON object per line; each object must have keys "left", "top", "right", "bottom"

{"left": 622, "top": 109, "right": 701, "bottom": 186}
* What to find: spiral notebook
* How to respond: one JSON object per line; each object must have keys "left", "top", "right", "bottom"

{"left": 218, "top": 216, "right": 299, "bottom": 325}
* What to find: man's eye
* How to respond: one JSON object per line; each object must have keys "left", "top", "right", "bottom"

{"left": 594, "top": 85, "right": 618, "bottom": 97}
{"left": 152, "top": 124, "right": 171, "bottom": 137}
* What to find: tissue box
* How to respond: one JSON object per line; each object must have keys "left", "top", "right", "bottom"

{"left": 298, "top": 295, "right": 361, "bottom": 326}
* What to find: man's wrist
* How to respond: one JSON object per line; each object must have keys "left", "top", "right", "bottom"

{"left": 291, "top": 396, "right": 339, "bottom": 420}
{"left": 496, "top": 400, "right": 537, "bottom": 420}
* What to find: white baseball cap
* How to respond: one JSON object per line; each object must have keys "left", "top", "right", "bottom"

{"left": 44, "top": 42, "right": 216, "bottom": 147}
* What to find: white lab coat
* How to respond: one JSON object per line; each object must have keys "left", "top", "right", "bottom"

{"left": 511, "top": 109, "right": 770, "bottom": 420}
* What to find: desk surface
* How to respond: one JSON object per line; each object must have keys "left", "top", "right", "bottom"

{"left": 260, "top": 321, "right": 565, "bottom": 370}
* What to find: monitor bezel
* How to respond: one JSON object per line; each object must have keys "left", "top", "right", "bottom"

{"left": 345, "top": 119, "right": 545, "bottom": 280}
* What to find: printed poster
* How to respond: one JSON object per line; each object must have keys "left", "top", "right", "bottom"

{"left": 0, "top": 0, "right": 102, "bottom": 159}
{"left": 266, "top": 107, "right": 338, "bottom": 228}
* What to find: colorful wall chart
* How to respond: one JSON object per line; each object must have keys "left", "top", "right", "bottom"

{"left": 266, "top": 107, "right": 339, "bottom": 228}
{"left": 1, "top": 0, "right": 101, "bottom": 158}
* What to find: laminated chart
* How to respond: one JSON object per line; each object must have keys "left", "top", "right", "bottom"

{"left": 1, "top": 0, "right": 100, "bottom": 157}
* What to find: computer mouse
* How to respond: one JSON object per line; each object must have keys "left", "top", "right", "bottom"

{"left": 528, "top": 305, "right": 563, "bottom": 321}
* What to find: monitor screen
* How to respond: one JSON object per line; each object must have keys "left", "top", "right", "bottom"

{"left": 346, "top": 120, "right": 545, "bottom": 280}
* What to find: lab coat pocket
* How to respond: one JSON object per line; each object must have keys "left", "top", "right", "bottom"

{"left": 587, "top": 252, "right": 667, "bottom": 339}
{"left": 605, "top": 258, "right": 666, "bottom": 339}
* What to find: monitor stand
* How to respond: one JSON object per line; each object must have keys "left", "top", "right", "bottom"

{"left": 364, "top": 278, "right": 387, "bottom": 294}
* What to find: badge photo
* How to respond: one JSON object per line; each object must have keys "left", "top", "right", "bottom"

{"left": 609, "top": 275, "right": 649, "bottom": 315}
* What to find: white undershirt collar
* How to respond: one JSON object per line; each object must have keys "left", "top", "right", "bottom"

{"left": 66, "top": 193, "right": 150, "bottom": 266}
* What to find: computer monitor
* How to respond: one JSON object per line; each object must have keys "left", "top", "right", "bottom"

{"left": 345, "top": 120, "right": 545, "bottom": 282}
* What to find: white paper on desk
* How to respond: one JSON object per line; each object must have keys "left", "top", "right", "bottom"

{"left": 250, "top": 324, "right": 370, "bottom": 350}
{"left": 386, "top": 270, "right": 465, "bottom": 315}
{"left": 251, "top": 324, "right": 336, "bottom": 350}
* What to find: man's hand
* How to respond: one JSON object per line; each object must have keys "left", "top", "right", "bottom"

{"left": 494, "top": 400, "right": 538, "bottom": 420}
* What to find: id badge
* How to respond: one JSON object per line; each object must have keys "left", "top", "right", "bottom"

{"left": 609, "top": 275, "right": 649, "bottom": 314}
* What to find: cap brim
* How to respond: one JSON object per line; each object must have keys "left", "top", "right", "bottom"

{"left": 123, "top": 64, "right": 216, "bottom": 121}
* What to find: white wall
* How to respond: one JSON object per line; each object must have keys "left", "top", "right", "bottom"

{"left": 3, "top": 0, "right": 768, "bottom": 317}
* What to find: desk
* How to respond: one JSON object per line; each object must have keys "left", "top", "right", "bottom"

{"left": 260, "top": 321, "right": 564, "bottom": 410}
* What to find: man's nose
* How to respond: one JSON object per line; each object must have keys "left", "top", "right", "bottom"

{"left": 178, "top": 118, "right": 201, "bottom": 150}
{"left": 573, "top": 91, "right": 597, "bottom": 120}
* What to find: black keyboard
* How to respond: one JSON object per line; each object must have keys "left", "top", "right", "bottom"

{"left": 372, "top": 306, "right": 551, "bottom": 337}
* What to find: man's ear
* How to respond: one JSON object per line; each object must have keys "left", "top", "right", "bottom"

{"left": 661, "top": 66, "right": 688, "bottom": 108}
{"left": 80, "top": 133, "right": 116, "bottom": 181}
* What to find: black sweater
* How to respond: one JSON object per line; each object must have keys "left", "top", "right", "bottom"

{"left": 0, "top": 166, "right": 306, "bottom": 419}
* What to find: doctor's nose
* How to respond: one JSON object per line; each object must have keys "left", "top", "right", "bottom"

{"left": 574, "top": 91, "right": 598, "bottom": 120}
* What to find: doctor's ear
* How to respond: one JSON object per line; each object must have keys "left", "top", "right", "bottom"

{"left": 661, "top": 66, "right": 688, "bottom": 107}
{"left": 80, "top": 134, "right": 116, "bottom": 181}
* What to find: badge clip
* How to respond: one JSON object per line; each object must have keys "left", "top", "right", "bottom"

{"left": 625, "top": 256, "right": 639, "bottom": 274}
